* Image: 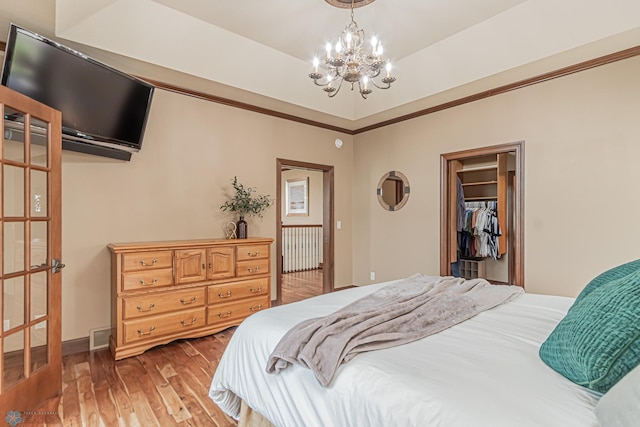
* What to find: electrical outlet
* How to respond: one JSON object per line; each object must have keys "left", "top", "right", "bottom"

{"left": 370, "top": 272, "right": 375, "bottom": 281}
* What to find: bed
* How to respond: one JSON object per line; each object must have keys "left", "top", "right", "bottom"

{"left": 209, "top": 271, "right": 640, "bottom": 427}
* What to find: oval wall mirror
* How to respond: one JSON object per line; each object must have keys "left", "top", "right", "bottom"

{"left": 377, "top": 171, "right": 410, "bottom": 211}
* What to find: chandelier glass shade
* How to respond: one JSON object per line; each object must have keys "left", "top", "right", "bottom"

{"left": 309, "top": 2, "right": 396, "bottom": 99}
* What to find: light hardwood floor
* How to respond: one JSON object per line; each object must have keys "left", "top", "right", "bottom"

{"left": 281, "top": 269, "right": 323, "bottom": 304}
{"left": 58, "top": 330, "right": 238, "bottom": 426}
{"left": 46, "top": 270, "right": 323, "bottom": 426}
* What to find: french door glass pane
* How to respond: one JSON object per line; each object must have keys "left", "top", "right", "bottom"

{"left": 3, "top": 276, "right": 25, "bottom": 331}
{"left": 3, "top": 222, "right": 25, "bottom": 275}
{"left": 2, "top": 330, "right": 25, "bottom": 391}
{"left": 3, "top": 165, "right": 25, "bottom": 217}
{"left": 31, "top": 221, "right": 48, "bottom": 268}
{"left": 30, "top": 272, "right": 48, "bottom": 321}
{"left": 31, "top": 169, "right": 48, "bottom": 217}
{"left": 3, "top": 107, "right": 25, "bottom": 163}
{"left": 30, "top": 116, "right": 49, "bottom": 167}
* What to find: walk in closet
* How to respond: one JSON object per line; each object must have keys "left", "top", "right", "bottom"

{"left": 440, "top": 142, "right": 524, "bottom": 287}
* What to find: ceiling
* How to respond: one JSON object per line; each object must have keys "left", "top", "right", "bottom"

{"left": 2, "top": 0, "right": 640, "bottom": 131}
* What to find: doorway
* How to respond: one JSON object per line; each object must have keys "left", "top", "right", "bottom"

{"left": 440, "top": 141, "right": 524, "bottom": 286}
{"left": 276, "top": 159, "right": 334, "bottom": 305}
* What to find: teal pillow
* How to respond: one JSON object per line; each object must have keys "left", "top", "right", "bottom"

{"left": 539, "top": 268, "right": 640, "bottom": 393}
{"left": 574, "top": 258, "right": 640, "bottom": 305}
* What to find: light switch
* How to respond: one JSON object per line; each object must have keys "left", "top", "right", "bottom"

{"left": 337, "top": 220, "right": 342, "bottom": 229}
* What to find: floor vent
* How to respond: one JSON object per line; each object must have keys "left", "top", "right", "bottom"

{"left": 90, "top": 327, "right": 111, "bottom": 351}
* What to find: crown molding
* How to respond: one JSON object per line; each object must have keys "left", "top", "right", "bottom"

{"left": 2, "top": 41, "right": 638, "bottom": 136}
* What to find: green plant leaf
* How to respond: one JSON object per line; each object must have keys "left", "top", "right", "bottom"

{"left": 220, "top": 176, "right": 273, "bottom": 218}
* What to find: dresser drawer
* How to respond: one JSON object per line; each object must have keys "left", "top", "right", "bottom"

{"left": 236, "top": 244, "right": 269, "bottom": 261}
{"left": 123, "top": 288, "right": 206, "bottom": 320}
{"left": 236, "top": 258, "right": 270, "bottom": 278}
{"left": 122, "top": 268, "right": 173, "bottom": 292}
{"left": 124, "top": 307, "right": 206, "bottom": 344}
{"left": 207, "top": 295, "right": 269, "bottom": 325}
{"left": 208, "top": 277, "right": 269, "bottom": 303}
{"left": 122, "top": 250, "right": 173, "bottom": 272}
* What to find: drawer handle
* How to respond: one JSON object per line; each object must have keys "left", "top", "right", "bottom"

{"left": 136, "top": 303, "right": 156, "bottom": 312}
{"left": 218, "top": 311, "right": 232, "bottom": 318}
{"left": 137, "top": 326, "right": 156, "bottom": 336}
{"left": 181, "top": 317, "right": 197, "bottom": 327}
{"left": 247, "top": 266, "right": 260, "bottom": 273}
{"left": 249, "top": 286, "right": 262, "bottom": 293}
{"left": 247, "top": 251, "right": 260, "bottom": 257}
{"left": 139, "top": 278, "right": 158, "bottom": 286}
{"left": 180, "top": 297, "right": 197, "bottom": 305}
{"left": 218, "top": 291, "right": 232, "bottom": 298}
{"left": 250, "top": 304, "right": 263, "bottom": 312}
{"left": 140, "top": 259, "right": 158, "bottom": 266}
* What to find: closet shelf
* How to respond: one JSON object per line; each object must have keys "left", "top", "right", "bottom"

{"left": 457, "top": 166, "right": 498, "bottom": 173}
{"left": 461, "top": 180, "right": 498, "bottom": 187}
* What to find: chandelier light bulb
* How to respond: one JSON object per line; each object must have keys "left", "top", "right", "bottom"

{"left": 371, "top": 36, "right": 378, "bottom": 54}
{"left": 325, "top": 42, "right": 332, "bottom": 59}
{"left": 363, "top": 76, "right": 369, "bottom": 90}
{"left": 335, "top": 40, "right": 342, "bottom": 56}
{"left": 313, "top": 57, "right": 320, "bottom": 73}
{"left": 346, "top": 32, "right": 353, "bottom": 49}
{"left": 386, "top": 61, "right": 392, "bottom": 77}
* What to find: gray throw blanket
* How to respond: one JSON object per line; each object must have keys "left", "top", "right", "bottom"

{"left": 266, "top": 274, "right": 523, "bottom": 387}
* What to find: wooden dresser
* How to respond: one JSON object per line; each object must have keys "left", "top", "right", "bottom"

{"left": 108, "top": 238, "right": 273, "bottom": 360}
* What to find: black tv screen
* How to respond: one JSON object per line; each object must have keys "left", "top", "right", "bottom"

{"left": 1, "top": 24, "right": 154, "bottom": 158}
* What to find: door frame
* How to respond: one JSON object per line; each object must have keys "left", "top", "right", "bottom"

{"left": 276, "top": 159, "right": 334, "bottom": 305}
{"left": 439, "top": 141, "right": 525, "bottom": 286}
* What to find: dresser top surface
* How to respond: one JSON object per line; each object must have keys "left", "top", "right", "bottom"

{"left": 108, "top": 237, "right": 274, "bottom": 252}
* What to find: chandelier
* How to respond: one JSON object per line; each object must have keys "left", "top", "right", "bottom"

{"left": 309, "top": 0, "right": 396, "bottom": 99}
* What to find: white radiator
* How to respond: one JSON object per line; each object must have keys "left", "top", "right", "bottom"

{"left": 282, "top": 225, "right": 323, "bottom": 273}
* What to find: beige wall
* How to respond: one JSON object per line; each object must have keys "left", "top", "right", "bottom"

{"left": 61, "top": 90, "right": 354, "bottom": 341}
{"left": 353, "top": 55, "right": 640, "bottom": 297}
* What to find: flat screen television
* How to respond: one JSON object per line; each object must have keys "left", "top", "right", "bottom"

{"left": 1, "top": 24, "right": 154, "bottom": 161}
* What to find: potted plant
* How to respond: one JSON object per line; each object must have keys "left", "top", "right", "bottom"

{"left": 220, "top": 176, "right": 273, "bottom": 239}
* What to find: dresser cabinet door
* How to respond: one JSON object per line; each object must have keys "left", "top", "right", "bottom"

{"left": 175, "top": 249, "right": 207, "bottom": 284}
{"left": 207, "top": 246, "right": 236, "bottom": 280}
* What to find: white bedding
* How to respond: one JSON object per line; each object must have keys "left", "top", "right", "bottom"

{"left": 209, "top": 280, "right": 601, "bottom": 427}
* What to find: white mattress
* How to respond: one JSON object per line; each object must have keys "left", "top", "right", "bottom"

{"left": 209, "top": 281, "right": 601, "bottom": 427}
